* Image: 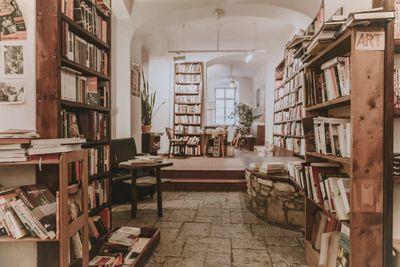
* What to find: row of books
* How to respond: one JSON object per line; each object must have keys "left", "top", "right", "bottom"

{"left": 61, "top": 69, "right": 110, "bottom": 108}
{"left": 394, "top": 66, "right": 400, "bottom": 110}
{"left": 0, "top": 185, "right": 57, "bottom": 240}
{"left": 175, "top": 95, "right": 200, "bottom": 103}
{"left": 274, "top": 97, "right": 302, "bottom": 112}
{"left": 305, "top": 57, "right": 351, "bottom": 107}
{"left": 62, "top": 22, "right": 109, "bottom": 76}
{"left": 288, "top": 162, "right": 350, "bottom": 221}
{"left": 175, "top": 125, "right": 201, "bottom": 134}
{"left": 284, "top": 57, "right": 303, "bottom": 81}
{"left": 175, "top": 145, "right": 201, "bottom": 156}
{"left": 274, "top": 121, "right": 304, "bottom": 137}
{"left": 175, "top": 74, "right": 201, "bottom": 83}
{"left": 90, "top": 226, "right": 150, "bottom": 266}
{"left": 75, "top": 0, "right": 108, "bottom": 43}
{"left": 276, "top": 88, "right": 304, "bottom": 107}
{"left": 310, "top": 211, "right": 349, "bottom": 267}
{"left": 175, "top": 104, "right": 201, "bottom": 113}
{"left": 184, "top": 136, "right": 200, "bottom": 145}
{"left": 175, "top": 84, "right": 200, "bottom": 94}
{"left": 313, "top": 117, "right": 351, "bottom": 158}
{"left": 88, "top": 215, "right": 109, "bottom": 242}
{"left": 274, "top": 105, "right": 305, "bottom": 123}
{"left": 62, "top": 0, "right": 111, "bottom": 19}
{"left": 174, "top": 115, "right": 201, "bottom": 124}
{"left": 61, "top": 110, "right": 109, "bottom": 141}
{"left": 88, "top": 145, "right": 110, "bottom": 176}
{"left": 175, "top": 63, "right": 201, "bottom": 73}
{"left": 88, "top": 179, "right": 109, "bottom": 211}
{"left": 274, "top": 136, "right": 306, "bottom": 156}
{"left": 276, "top": 74, "right": 304, "bottom": 99}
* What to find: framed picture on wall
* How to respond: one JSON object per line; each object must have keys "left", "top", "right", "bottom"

{"left": 131, "top": 62, "right": 141, "bottom": 97}
{"left": 256, "top": 88, "right": 260, "bottom": 107}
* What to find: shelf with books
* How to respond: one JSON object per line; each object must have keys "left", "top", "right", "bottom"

{"left": 89, "top": 171, "right": 111, "bottom": 182}
{"left": 89, "top": 202, "right": 111, "bottom": 217}
{"left": 60, "top": 14, "right": 110, "bottom": 50}
{"left": 394, "top": 176, "right": 400, "bottom": 184}
{"left": 61, "top": 57, "right": 110, "bottom": 81}
{"left": 0, "top": 236, "right": 59, "bottom": 242}
{"left": 273, "top": 134, "right": 305, "bottom": 139}
{"left": 61, "top": 99, "right": 111, "bottom": 113}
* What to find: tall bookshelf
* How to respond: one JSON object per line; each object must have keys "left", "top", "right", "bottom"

{"left": 273, "top": 43, "right": 307, "bottom": 157}
{"left": 276, "top": 7, "right": 392, "bottom": 267}
{"left": 173, "top": 62, "right": 204, "bottom": 156}
{"left": 36, "top": 0, "right": 112, "bottom": 262}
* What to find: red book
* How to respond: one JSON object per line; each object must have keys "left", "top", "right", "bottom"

{"left": 309, "top": 162, "right": 340, "bottom": 205}
{"left": 99, "top": 208, "right": 110, "bottom": 230}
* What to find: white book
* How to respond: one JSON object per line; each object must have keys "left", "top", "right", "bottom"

{"left": 328, "top": 177, "right": 349, "bottom": 221}
{"left": 345, "top": 122, "right": 352, "bottom": 157}
{"left": 337, "top": 178, "right": 351, "bottom": 214}
{"left": 319, "top": 232, "right": 331, "bottom": 265}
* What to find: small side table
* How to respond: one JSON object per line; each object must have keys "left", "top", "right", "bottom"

{"left": 118, "top": 161, "right": 173, "bottom": 218}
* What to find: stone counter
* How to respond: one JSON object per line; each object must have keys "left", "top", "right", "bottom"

{"left": 246, "top": 170, "right": 304, "bottom": 231}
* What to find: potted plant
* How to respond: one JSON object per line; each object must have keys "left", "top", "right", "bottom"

{"left": 141, "top": 70, "right": 165, "bottom": 133}
{"left": 229, "top": 103, "right": 254, "bottom": 134}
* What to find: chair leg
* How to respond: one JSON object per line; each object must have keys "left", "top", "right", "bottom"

{"left": 168, "top": 143, "right": 171, "bottom": 158}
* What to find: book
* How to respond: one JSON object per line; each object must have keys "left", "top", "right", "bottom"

{"left": 337, "top": 178, "right": 351, "bottom": 214}
{"left": 311, "top": 211, "right": 327, "bottom": 250}
{"left": 328, "top": 177, "right": 349, "bottom": 221}
{"left": 336, "top": 224, "right": 350, "bottom": 267}
{"left": 108, "top": 231, "right": 138, "bottom": 247}
{"left": 16, "top": 184, "right": 57, "bottom": 239}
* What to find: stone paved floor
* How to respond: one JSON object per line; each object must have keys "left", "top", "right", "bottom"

{"left": 112, "top": 191, "right": 307, "bottom": 267}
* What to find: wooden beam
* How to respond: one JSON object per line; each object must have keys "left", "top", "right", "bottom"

{"left": 351, "top": 26, "right": 386, "bottom": 267}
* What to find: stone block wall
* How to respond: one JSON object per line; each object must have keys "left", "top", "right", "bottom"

{"left": 246, "top": 171, "right": 305, "bottom": 231}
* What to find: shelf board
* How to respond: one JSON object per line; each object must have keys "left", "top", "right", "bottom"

{"left": 175, "top": 92, "right": 200, "bottom": 95}
{"left": 305, "top": 95, "right": 351, "bottom": 111}
{"left": 306, "top": 152, "right": 351, "bottom": 165}
{"left": 175, "top": 102, "right": 201, "bottom": 105}
{"left": 0, "top": 235, "right": 58, "bottom": 242}
{"left": 0, "top": 159, "right": 60, "bottom": 166}
{"left": 89, "top": 171, "right": 111, "bottom": 182}
{"left": 175, "top": 72, "right": 201, "bottom": 75}
{"left": 83, "top": 140, "right": 110, "bottom": 146}
{"left": 61, "top": 99, "right": 110, "bottom": 113}
{"left": 174, "top": 123, "right": 201, "bottom": 126}
{"left": 273, "top": 134, "right": 305, "bottom": 139}
{"left": 61, "top": 14, "right": 110, "bottom": 51}
{"left": 175, "top": 112, "right": 201, "bottom": 115}
{"left": 175, "top": 82, "right": 201, "bottom": 85}
{"left": 61, "top": 57, "right": 110, "bottom": 81}
{"left": 89, "top": 202, "right": 110, "bottom": 216}
{"left": 305, "top": 30, "right": 351, "bottom": 68}
{"left": 274, "top": 118, "right": 303, "bottom": 124}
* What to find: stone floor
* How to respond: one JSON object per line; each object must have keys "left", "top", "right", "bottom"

{"left": 112, "top": 191, "right": 307, "bottom": 267}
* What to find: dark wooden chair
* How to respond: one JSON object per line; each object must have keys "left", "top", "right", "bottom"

{"left": 165, "top": 128, "right": 187, "bottom": 158}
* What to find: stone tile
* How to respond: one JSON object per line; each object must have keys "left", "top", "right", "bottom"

{"left": 231, "top": 238, "right": 266, "bottom": 250}
{"left": 178, "top": 222, "right": 210, "bottom": 238}
{"left": 147, "top": 254, "right": 167, "bottom": 264}
{"left": 153, "top": 221, "right": 183, "bottom": 229}
{"left": 167, "top": 210, "right": 196, "bottom": 222}
{"left": 205, "top": 253, "right": 231, "bottom": 267}
{"left": 163, "top": 199, "right": 184, "bottom": 209}
{"left": 181, "top": 199, "right": 203, "bottom": 209}
{"left": 232, "top": 249, "right": 271, "bottom": 267}
{"left": 163, "top": 192, "right": 188, "bottom": 200}
{"left": 160, "top": 228, "right": 180, "bottom": 242}
{"left": 124, "top": 215, "right": 157, "bottom": 227}
{"left": 221, "top": 201, "right": 245, "bottom": 210}
{"left": 280, "top": 228, "right": 304, "bottom": 238}
{"left": 210, "top": 224, "right": 252, "bottom": 239}
{"left": 268, "top": 247, "right": 306, "bottom": 265}
{"left": 272, "top": 264, "right": 308, "bottom": 267}
{"left": 252, "top": 224, "right": 287, "bottom": 237}
{"left": 199, "top": 202, "right": 222, "bottom": 209}
{"left": 197, "top": 208, "right": 230, "bottom": 217}
{"left": 204, "top": 195, "right": 227, "bottom": 204}
{"left": 153, "top": 240, "right": 184, "bottom": 257}
{"left": 183, "top": 237, "right": 231, "bottom": 254}
{"left": 186, "top": 192, "right": 207, "bottom": 200}
{"left": 230, "top": 211, "right": 260, "bottom": 224}
{"left": 144, "top": 263, "right": 163, "bottom": 267}
{"left": 163, "top": 256, "right": 205, "bottom": 267}
{"left": 265, "top": 237, "right": 302, "bottom": 247}
{"left": 194, "top": 216, "right": 222, "bottom": 225}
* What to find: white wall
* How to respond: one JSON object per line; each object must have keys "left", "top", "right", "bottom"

{"left": 0, "top": 1, "right": 37, "bottom": 265}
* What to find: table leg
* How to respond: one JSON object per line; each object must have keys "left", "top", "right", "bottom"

{"left": 156, "top": 168, "right": 163, "bottom": 217}
{"left": 131, "top": 170, "right": 138, "bottom": 218}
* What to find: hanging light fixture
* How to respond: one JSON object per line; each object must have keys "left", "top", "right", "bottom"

{"left": 229, "top": 66, "right": 235, "bottom": 88}
{"left": 174, "top": 24, "right": 186, "bottom": 62}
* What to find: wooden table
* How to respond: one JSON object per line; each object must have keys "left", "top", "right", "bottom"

{"left": 118, "top": 161, "right": 173, "bottom": 218}
{"left": 202, "top": 132, "right": 227, "bottom": 157}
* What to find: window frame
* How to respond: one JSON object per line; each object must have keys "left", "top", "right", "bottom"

{"left": 214, "top": 86, "right": 237, "bottom": 125}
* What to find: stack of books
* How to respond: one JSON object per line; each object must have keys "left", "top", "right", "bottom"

{"left": 259, "top": 162, "right": 285, "bottom": 174}
{"left": 28, "top": 138, "right": 86, "bottom": 159}
{"left": 121, "top": 155, "right": 163, "bottom": 165}
{"left": 0, "top": 142, "right": 28, "bottom": 163}
{"left": 0, "top": 185, "right": 57, "bottom": 240}
{"left": 90, "top": 226, "right": 151, "bottom": 266}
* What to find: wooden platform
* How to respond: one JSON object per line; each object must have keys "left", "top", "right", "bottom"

{"left": 160, "top": 157, "right": 246, "bottom": 191}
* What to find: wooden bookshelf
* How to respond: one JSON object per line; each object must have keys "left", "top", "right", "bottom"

{"left": 36, "top": 0, "right": 112, "bottom": 265}
{"left": 173, "top": 62, "right": 204, "bottom": 156}
{"left": 272, "top": 41, "right": 307, "bottom": 156}
{"left": 277, "top": 3, "right": 392, "bottom": 265}
{"left": 0, "top": 150, "right": 89, "bottom": 267}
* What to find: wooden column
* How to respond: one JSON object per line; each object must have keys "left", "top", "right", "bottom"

{"left": 350, "top": 26, "right": 386, "bottom": 267}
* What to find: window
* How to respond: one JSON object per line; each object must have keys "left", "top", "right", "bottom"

{"left": 215, "top": 87, "right": 237, "bottom": 125}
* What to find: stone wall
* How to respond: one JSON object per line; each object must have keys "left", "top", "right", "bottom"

{"left": 246, "top": 171, "right": 305, "bottom": 231}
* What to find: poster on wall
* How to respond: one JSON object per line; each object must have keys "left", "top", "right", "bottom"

{"left": 3, "top": 45, "right": 24, "bottom": 77}
{"left": 0, "top": 81, "right": 25, "bottom": 104}
{"left": 0, "top": 0, "right": 27, "bottom": 40}
{"left": 131, "top": 63, "right": 141, "bottom": 97}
